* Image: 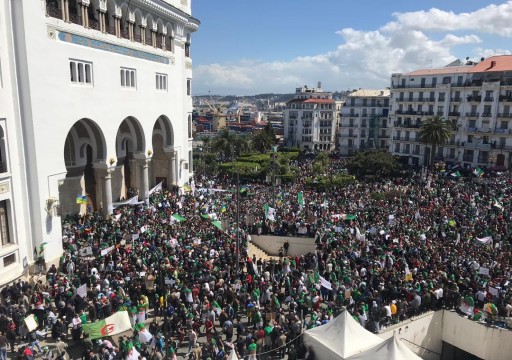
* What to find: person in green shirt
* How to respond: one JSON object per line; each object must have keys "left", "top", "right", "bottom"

{"left": 247, "top": 340, "right": 257, "bottom": 360}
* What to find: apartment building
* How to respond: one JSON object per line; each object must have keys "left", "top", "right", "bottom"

{"left": 283, "top": 83, "right": 337, "bottom": 150}
{"left": 389, "top": 56, "right": 512, "bottom": 168}
{"left": 339, "top": 90, "right": 390, "bottom": 155}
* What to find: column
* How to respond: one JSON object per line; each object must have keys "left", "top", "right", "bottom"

{"left": 60, "top": 0, "right": 66, "bottom": 20}
{"left": 140, "top": 159, "right": 150, "bottom": 205}
{"left": 165, "top": 150, "right": 177, "bottom": 187}
{"left": 103, "top": 169, "right": 113, "bottom": 216}
{"left": 64, "top": 0, "right": 69, "bottom": 22}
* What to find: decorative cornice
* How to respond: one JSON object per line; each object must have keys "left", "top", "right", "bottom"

{"left": 134, "top": 0, "right": 199, "bottom": 32}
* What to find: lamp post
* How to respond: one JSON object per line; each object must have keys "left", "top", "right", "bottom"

{"left": 231, "top": 143, "right": 240, "bottom": 277}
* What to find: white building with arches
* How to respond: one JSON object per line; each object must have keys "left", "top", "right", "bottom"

{"left": 0, "top": 0, "right": 199, "bottom": 284}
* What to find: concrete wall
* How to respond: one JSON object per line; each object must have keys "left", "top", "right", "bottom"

{"left": 378, "top": 310, "right": 512, "bottom": 360}
{"left": 379, "top": 311, "right": 443, "bottom": 360}
{"left": 442, "top": 310, "right": 512, "bottom": 360}
{"left": 251, "top": 235, "right": 316, "bottom": 256}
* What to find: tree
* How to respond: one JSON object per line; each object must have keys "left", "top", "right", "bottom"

{"left": 251, "top": 123, "right": 276, "bottom": 154}
{"left": 346, "top": 150, "right": 402, "bottom": 178}
{"left": 418, "top": 116, "right": 452, "bottom": 168}
{"left": 211, "top": 128, "right": 237, "bottom": 159}
{"left": 252, "top": 130, "right": 274, "bottom": 153}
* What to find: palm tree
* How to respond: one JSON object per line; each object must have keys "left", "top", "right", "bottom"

{"left": 418, "top": 115, "right": 452, "bottom": 168}
{"left": 211, "top": 128, "right": 237, "bottom": 159}
{"left": 252, "top": 130, "right": 274, "bottom": 153}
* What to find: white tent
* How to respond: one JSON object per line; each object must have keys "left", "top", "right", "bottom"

{"left": 227, "top": 350, "right": 239, "bottom": 360}
{"left": 303, "top": 310, "right": 383, "bottom": 360}
{"left": 346, "top": 335, "right": 423, "bottom": 360}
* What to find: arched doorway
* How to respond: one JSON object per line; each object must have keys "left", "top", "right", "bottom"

{"left": 62, "top": 118, "right": 106, "bottom": 215}
{"left": 151, "top": 115, "right": 174, "bottom": 188}
{"left": 115, "top": 117, "right": 145, "bottom": 200}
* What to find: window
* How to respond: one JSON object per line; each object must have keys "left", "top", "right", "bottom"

{"left": 188, "top": 115, "right": 192, "bottom": 138}
{"left": 120, "top": 68, "right": 136, "bottom": 88}
{"left": 187, "top": 79, "right": 191, "bottom": 96}
{"left": 0, "top": 201, "right": 10, "bottom": 246}
{"left": 156, "top": 73, "right": 167, "bottom": 90}
{"left": 3, "top": 253, "right": 15, "bottom": 267}
{"left": 69, "top": 60, "right": 92, "bottom": 85}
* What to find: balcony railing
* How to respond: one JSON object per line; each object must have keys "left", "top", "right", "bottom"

{"left": 467, "top": 95, "right": 482, "bottom": 102}
{"left": 425, "top": 97, "right": 436, "bottom": 102}
{"left": 156, "top": 37, "right": 163, "bottom": 49}
{"left": 450, "top": 97, "right": 462, "bottom": 102}
{"left": 494, "top": 128, "right": 510, "bottom": 134}
{"left": 484, "top": 97, "right": 494, "bottom": 102}
{"left": 436, "top": 111, "right": 444, "bottom": 116}
{"left": 499, "top": 95, "right": 512, "bottom": 102}
{"left": 69, "top": 12, "right": 81, "bottom": 26}
{"left": 448, "top": 112, "right": 460, "bottom": 117}
{"left": 412, "top": 150, "right": 421, "bottom": 155}
{"left": 394, "top": 122, "right": 421, "bottom": 129}
{"left": 349, "top": 113, "right": 359, "bottom": 117}
{"left": 497, "top": 113, "right": 512, "bottom": 118}
{"left": 463, "top": 155, "right": 474, "bottom": 162}
{"left": 438, "top": 97, "right": 446, "bottom": 102}
{"left": 465, "top": 143, "right": 491, "bottom": 150}
{"left": 482, "top": 112, "right": 493, "bottom": 117}
{"left": 89, "top": 19, "right": 100, "bottom": 31}
{"left": 46, "top": 2, "right": 63, "bottom": 19}
{"left": 465, "top": 112, "right": 479, "bottom": 117}
{"left": 0, "top": 161, "right": 7, "bottom": 173}
{"left": 477, "top": 157, "right": 489, "bottom": 164}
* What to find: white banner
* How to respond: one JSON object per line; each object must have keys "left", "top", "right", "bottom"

{"left": 79, "top": 246, "right": 93, "bottom": 257}
{"left": 76, "top": 283, "right": 87, "bottom": 298}
{"left": 112, "top": 195, "right": 140, "bottom": 209}
{"left": 148, "top": 181, "right": 163, "bottom": 196}
{"left": 476, "top": 236, "right": 493, "bottom": 245}
{"left": 319, "top": 276, "right": 332, "bottom": 290}
{"left": 479, "top": 267, "right": 490, "bottom": 275}
{"left": 101, "top": 246, "right": 115, "bottom": 257}
{"left": 24, "top": 314, "right": 38, "bottom": 332}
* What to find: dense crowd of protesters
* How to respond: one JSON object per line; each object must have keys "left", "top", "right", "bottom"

{"left": 0, "top": 157, "right": 511, "bottom": 360}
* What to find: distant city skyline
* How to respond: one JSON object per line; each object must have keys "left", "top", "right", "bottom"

{"left": 191, "top": 0, "right": 512, "bottom": 96}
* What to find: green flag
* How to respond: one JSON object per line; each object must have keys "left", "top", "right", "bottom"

{"left": 297, "top": 191, "right": 304, "bottom": 206}
{"left": 212, "top": 221, "right": 223, "bottom": 230}
{"left": 172, "top": 214, "right": 186, "bottom": 222}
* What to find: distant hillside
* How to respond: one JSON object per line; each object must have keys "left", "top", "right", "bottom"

{"left": 195, "top": 93, "right": 295, "bottom": 103}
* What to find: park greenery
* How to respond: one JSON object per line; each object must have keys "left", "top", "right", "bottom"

{"left": 195, "top": 128, "right": 406, "bottom": 190}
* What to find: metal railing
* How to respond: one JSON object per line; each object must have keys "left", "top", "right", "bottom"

{"left": 46, "top": 3, "right": 63, "bottom": 19}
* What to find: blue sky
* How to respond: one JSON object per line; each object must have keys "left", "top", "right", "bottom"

{"left": 191, "top": 0, "right": 512, "bottom": 95}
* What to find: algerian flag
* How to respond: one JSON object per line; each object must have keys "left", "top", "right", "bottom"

{"left": 459, "top": 295, "right": 474, "bottom": 315}
{"left": 448, "top": 220, "right": 456, "bottom": 227}
{"left": 451, "top": 171, "right": 461, "bottom": 177}
{"left": 82, "top": 311, "right": 131, "bottom": 340}
{"left": 212, "top": 221, "right": 223, "bottom": 230}
{"left": 473, "top": 167, "right": 484, "bottom": 177}
{"left": 171, "top": 214, "right": 186, "bottom": 222}
{"left": 297, "top": 191, "right": 305, "bottom": 206}
{"left": 264, "top": 204, "right": 276, "bottom": 221}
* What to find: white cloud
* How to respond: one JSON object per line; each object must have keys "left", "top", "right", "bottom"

{"left": 389, "top": 2, "right": 512, "bottom": 36}
{"left": 193, "top": 2, "right": 512, "bottom": 95}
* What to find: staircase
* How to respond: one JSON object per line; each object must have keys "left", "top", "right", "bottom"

{"left": 247, "top": 242, "right": 281, "bottom": 262}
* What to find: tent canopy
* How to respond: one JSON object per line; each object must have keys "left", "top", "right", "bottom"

{"left": 346, "top": 335, "right": 422, "bottom": 360}
{"left": 303, "top": 310, "right": 383, "bottom": 360}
